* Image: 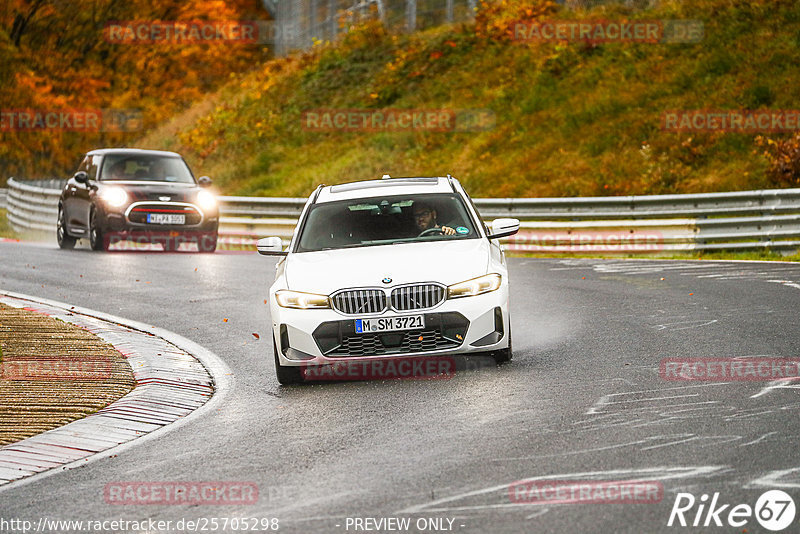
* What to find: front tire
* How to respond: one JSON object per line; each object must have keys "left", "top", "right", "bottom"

{"left": 274, "top": 339, "right": 304, "bottom": 385}
{"left": 89, "top": 208, "right": 107, "bottom": 251}
{"left": 492, "top": 325, "right": 513, "bottom": 364}
{"left": 56, "top": 206, "right": 76, "bottom": 249}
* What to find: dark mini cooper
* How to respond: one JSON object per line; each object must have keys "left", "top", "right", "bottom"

{"left": 57, "top": 148, "right": 219, "bottom": 252}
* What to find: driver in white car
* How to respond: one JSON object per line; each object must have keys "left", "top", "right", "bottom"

{"left": 412, "top": 200, "right": 457, "bottom": 235}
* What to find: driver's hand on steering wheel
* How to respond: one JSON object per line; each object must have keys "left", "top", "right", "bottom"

{"left": 441, "top": 226, "right": 456, "bottom": 236}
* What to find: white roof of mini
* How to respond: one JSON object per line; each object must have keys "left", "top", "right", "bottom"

{"left": 316, "top": 177, "right": 455, "bottom": 203}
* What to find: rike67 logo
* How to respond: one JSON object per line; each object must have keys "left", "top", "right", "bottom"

{"left": 667, "top": 490, "right": 796, "bottom": 531}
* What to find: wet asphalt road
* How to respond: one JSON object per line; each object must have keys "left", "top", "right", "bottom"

{"left": 1, "top": 240, "right": 800, "bottom": 533}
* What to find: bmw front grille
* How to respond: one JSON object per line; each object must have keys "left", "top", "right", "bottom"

{"left": 331, "top": 289, "right": 387, "bottom": 314}
{"left": 390, "top": 284, "right": 445, "bottom": 311}
{"left": 331, "top": 284, "right": 445, "bottom": 315}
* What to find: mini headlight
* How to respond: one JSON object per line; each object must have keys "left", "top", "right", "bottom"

{"left": 197, "top": 190, "right": 217, "bottom": 211}
{"left": 275, "top": 290, "right": 330, "bottom": 309}
{"left": 98, "top": 187, "right": 128, "bottom": 208}
{"left": 447, "top": 273, "right": 502, "bottom": 299}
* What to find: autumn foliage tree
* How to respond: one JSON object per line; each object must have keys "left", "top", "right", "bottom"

{"left": 0, "top": 0, "right": 269, "bottom": 178}
{"left": 756, "top": 134, "right": 800, "bottom": 188}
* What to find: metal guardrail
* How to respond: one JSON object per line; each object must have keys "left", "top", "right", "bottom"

{"left": 5, "top": 177, "right": 800, "bottom": 253}
{"left": 5, "top": 180, "right": 63, "bottom": 233}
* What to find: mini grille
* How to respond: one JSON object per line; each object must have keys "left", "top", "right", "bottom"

{"left": 331, "top": 289, "right": 386, "bottom": 315}
{"left": 391, "top": 284, "right": 445, "bottom": 311}
{"left": 128, "top": 204, "right": 201, "bottom": 225}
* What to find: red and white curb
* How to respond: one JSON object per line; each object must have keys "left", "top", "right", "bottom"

{"left": 0, "top": 291, "right": 232, "bottom": 490}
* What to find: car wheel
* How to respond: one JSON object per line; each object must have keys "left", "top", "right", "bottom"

{"left": 89, "top": 208, "right": 108, "bottom": 251}
{"left": 274, "top": 339, "right": 304, "bottom": 385}
{"left": 198, "top": 233, "right": 217, "bottom": 253}
{"left": 492, "top": 325, "right": 512, "bottom": 364}
{"left": 56, "top": 206, "right": 76, "bottom": 249}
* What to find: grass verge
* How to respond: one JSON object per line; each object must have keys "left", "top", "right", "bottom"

{"left": 0, "top": 304, "right": 136, "bottom": 446}
{"left": 0, "top": 209, "right": 16, "bottom": 239}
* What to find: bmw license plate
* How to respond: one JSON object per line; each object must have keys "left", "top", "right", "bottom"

{"left": 356, "top": 315, "right": 424, "bottom": 334}
{"left": 147, "top": 213, "right": 185, "bottom": 225}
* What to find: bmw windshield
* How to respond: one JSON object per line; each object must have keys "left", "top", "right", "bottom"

{"left": 296, "top": 194, "right": 479, "bottom": 252}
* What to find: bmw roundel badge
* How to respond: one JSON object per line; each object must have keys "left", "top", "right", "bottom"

{"left": 382, "top": 277, "right": 392, "bottom": 284}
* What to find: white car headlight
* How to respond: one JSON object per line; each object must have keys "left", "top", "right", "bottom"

{"left": 447, "top": 274, "right": 502, "bottom": 299}
{"left": 197, "top": 190, "right": 217, "bottom": 211}
{"left": 275, "top": 290, "right": 330, "bottom": 309}
{"left": 98, "top": 187, "right": 128, "bottom": 208}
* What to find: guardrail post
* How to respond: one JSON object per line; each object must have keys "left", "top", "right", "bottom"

{"left": 406, "top": 0, "right": 416, "bottom": 31}
{"left": 328, "top": 0, "right": 337, "bottom": 38}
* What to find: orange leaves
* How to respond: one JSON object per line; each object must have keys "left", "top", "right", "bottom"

{"left": 474, "top": 0, "right": 559, "bottom": 41}
{"left": 0, "top": 0, "right": 265, "bottom": 179}
{"left": 756, "top": 133, "right": 800, "bottom": 188}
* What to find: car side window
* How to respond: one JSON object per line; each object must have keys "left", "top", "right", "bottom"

{"left": 86, "top": 156, "right": 99, "bottom": 180}
{"left": 463, "top": 191, "right": 489, "bottom": 235}
{"left": 76, "top": 156, "right": 89, "bottom": 174}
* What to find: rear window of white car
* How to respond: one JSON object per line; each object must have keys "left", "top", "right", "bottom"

{"left": 296, "top": 193, "right": 479, "bottom": 252}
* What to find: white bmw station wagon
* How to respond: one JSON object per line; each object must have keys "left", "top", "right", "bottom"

{"left": 257, "top": 175, "right": 520, "bottom": 384}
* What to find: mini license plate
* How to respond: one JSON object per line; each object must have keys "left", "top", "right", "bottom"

{"left": 147, "top": 213, "right": 185, "bottom": 225}
{"left": 355, "top": 315, "right": 424, "bottom": 334}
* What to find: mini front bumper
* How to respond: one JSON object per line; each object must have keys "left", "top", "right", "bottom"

{"left": 270, "top": 287, "right": 510, "bottom": 367}
{"left": 97, "top": 203, "right": 219, "bottom": 235}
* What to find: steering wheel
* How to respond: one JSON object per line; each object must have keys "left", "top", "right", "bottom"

{"left": 418, "top": 227, "right": 444, "bottom": 237}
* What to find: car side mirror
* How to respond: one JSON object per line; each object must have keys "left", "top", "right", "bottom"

{"left": 257, "top": 237, "right": 287, "bottom": 256}
{"left": 198, "top": 176, "right": 213, "bottom": 187}
{"left": 488, "top": 218, "right": 520, "bottom": 239}
{"left": 73, "top": 171, "right": 88, "bottom": 184}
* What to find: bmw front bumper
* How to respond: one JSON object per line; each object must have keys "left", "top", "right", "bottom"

{"left": 270, "top": 287, "right": 510, "bottom": 367}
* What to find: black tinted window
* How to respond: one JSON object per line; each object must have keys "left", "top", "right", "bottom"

{"left": 100, "top": 155, "right": 194, "bottom": 183}
{"left": 297, "top": 193, "right": 477, "bottom": 252}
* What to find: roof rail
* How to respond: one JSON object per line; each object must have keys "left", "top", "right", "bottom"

{"left": 310, "top": 184, "right": 324, "bottom": 204}
{"left": 446, "top": 174, "right": 457, "bottom": 193}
